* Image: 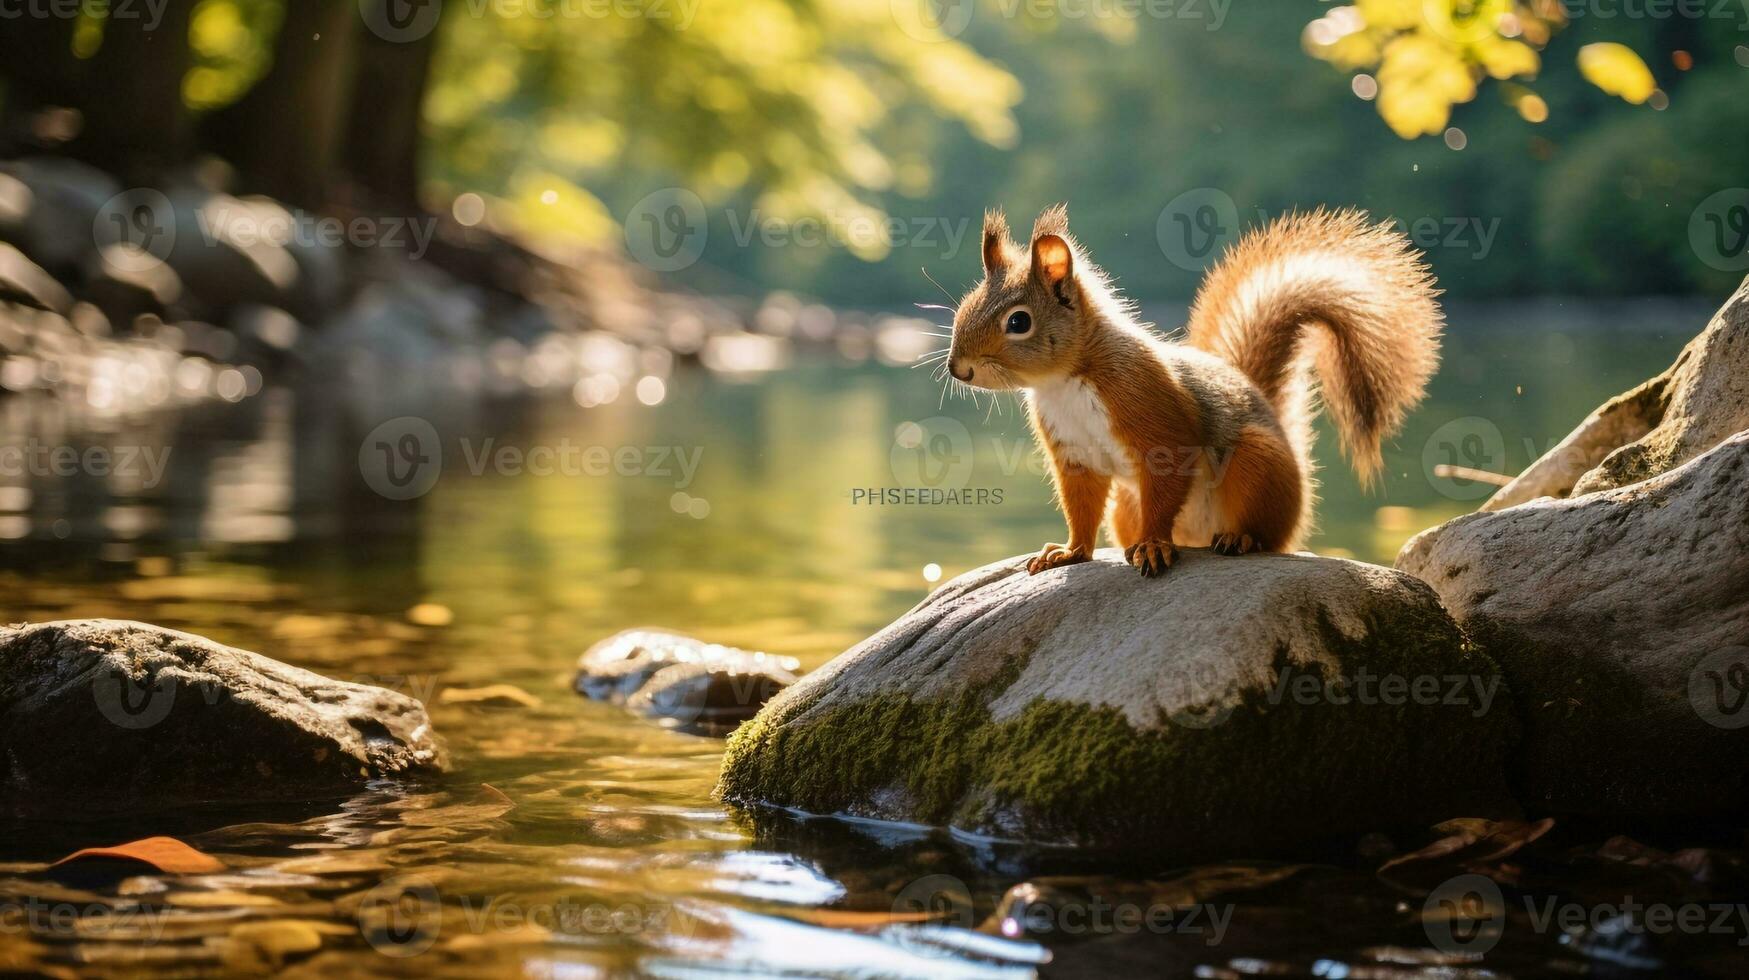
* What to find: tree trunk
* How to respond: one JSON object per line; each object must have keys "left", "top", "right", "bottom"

{"left": 203, "top": 0, "right": 362, "bottom": 205}
{"left": 0, "top": 12, "right": 81, "bottom": 110}
{"left": 75, "top": 0, "right": 199, "bottom": 178}
{"left": 343, "top": 0, "right": 446, "bottom": 212}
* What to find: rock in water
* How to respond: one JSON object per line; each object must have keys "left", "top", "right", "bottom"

{"left": 0, "top": 620, "right": 447, "bottom": 808}
{"left": 1399, "top": 431, "right": 1749, "bottom": 818}
{"left": 1485, "top": 277, "right": 1749, "bottom": 510}
{"left": 576, "top": 629, "right": 799, "bottom": 735}
{"left": 716, "top": 551, "right": 1518, "bottom": 858}
{"left": 628, "top": 664, "right": 794, "bottom": 736}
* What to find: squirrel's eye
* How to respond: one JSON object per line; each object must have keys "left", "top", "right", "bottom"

{"left": 1005, "top": 310, "right": 1033, "bottom": 335}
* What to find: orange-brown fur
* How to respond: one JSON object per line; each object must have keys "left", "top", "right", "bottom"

{"left": 949, "top": 204, "right": 1442, "bottom": 576}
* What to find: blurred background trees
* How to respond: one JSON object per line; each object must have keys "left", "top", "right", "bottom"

{"left": 1, "top": 0, "right": 1744, "bottom": 307}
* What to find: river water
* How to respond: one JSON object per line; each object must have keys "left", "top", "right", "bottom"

{"left": 4, "top": 300, "right": 1747, "bottom": 976}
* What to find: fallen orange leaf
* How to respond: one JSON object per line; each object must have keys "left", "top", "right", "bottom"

{"left": 789, "top": 908, "right": 945, "bottom": 928}
{"left": 50, "top": 837, "right": 225, "bottom": 875}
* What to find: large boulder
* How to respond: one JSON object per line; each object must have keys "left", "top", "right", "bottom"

{"left": 0, "top": 620, "right": 447, "bottom": 809}
{"left": 1399, "top": 430, "right": 1749, "bottom": 818}
{"left": 717, "top": 551, "right": 1518, "bottom": 858}
{"left": 1485, "top": 276, "right": 1749, "bottom": 510}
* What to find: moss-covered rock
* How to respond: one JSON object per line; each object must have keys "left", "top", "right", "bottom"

{"left": 0, "top": 619, "right": 447, "bottom": 810}
{"left": 1399, "top": 431, "right": 1749, "bottom": 819}
{"left": 716, "top": 550, "right": 1518, "bottom": 858}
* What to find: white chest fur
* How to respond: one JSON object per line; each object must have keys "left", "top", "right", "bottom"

{"left": 1029, "top": 378, "right": 1135, "bottom": 480}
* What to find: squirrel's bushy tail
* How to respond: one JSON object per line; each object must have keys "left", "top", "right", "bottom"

{"left": 1185, "top": 208, "right": 1442, "bottom": 485}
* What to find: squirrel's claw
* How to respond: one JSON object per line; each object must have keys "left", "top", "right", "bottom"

{"left": 1026, "top": 544, "right": 1089, "bottom": 575}
{"left": 1125, "top": 538, "right": 1176, "bottom": 577}
{"left": 1211, "top": 532, "right": 1260, "bottom": 556}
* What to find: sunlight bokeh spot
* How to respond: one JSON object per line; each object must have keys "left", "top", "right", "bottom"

{"left": 453, "top": 193, "right": 487, "bottom": 227}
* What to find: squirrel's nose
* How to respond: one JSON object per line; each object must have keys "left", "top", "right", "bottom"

{"left": 949, "top": 359, "right": 974, "bottom": 382}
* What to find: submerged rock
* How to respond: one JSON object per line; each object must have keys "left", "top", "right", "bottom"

{"left": 0, "top": 620, "right": 447, "bottom": 808}
{"left": 1399, "top": 431, "right": 1749, "bottom": 818}
{"left": 576, "top": 629, "right": 799, "bottom": 735}
{"left": 716, "top": 551, "right": 1518, "bottom": 858}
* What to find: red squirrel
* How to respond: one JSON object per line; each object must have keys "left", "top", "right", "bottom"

{"left": 947, "top": 204, "right": 1442, "bottom": 576}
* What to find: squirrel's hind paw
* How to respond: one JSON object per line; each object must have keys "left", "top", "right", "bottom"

{"left": 1211, "top": 532, "right": 1262, "bottom": 556}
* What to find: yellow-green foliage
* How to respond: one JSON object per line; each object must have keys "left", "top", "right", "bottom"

{"left": 424, "top": 0, "right": 1022, "bottom": 252}
{"left": 1303, "top": 1, "right": 1659, "bottom": 138}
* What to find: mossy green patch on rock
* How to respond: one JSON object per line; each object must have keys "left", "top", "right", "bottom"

{"left": 717, "top": 550, "right": 1519, "bottom": 859}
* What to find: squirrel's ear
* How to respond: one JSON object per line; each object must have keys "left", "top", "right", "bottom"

{"left": 1031, "top": 203, "right": 1069, "bottom": 241}
{"left": 981, "top": 209, "right": 1010, "bottom": 277}
{"left": 1031, "top": 234, "right": 1073, "bottom": 295}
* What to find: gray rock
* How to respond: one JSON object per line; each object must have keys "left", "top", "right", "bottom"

{"left": 717, "top": 550, "right": 1518, "bottom": 858}
{"left": 0, "top": 620, "right": 447, "bottom": 809}
{"left": 162, "top": 190, "right": 301, "bottom": 315}
{"left": 628, "top": 663, "right": 795, "bottom": 736}
{"left": 576, "top": 629, "right": 798, "bottom": 734}
{"left": 0, "top": 157, "right": 121, "bottom": 271}
{"left": 0, "top": 242, "right": 72, "bottom": 314}
{"left": 82, "top": 243, "right": 184, "bottom": 321}
{"left": 1485, "top": 276, "right": 1749, "bottom": 510}
{"left": 1398, "top": 431, "right": 1749, "bottom": 818}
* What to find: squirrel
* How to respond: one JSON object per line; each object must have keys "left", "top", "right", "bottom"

{"left": 946, "top": 204, "right": 1442, "bottom": 576}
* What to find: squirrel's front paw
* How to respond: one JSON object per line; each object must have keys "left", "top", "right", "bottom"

{"left": 1124, "top": 538, "right": 1177, "bottom": 577}
{"left": 1026, "top": 544, "right": 1089, "bottom": 575}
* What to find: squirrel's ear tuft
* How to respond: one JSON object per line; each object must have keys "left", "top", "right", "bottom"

{"left": 981, "top": 208, "right": 1011, "bottom": 277}
{"left": 1031, "top": 203, "right": 1069, "bottom": 242}
{"left": 1032, "top": 234, "right": 1073, "bottom": 295}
